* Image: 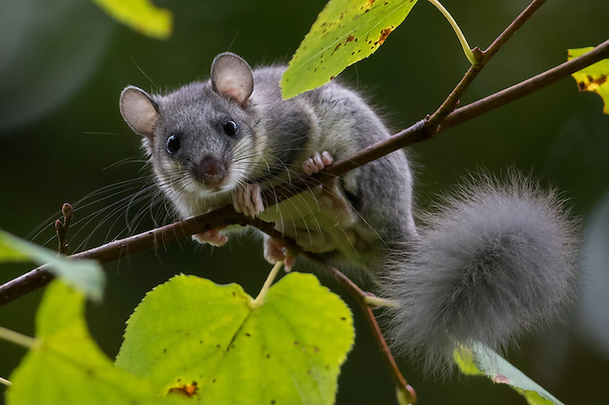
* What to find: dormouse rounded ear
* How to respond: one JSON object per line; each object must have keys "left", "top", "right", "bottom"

{"left": 119, "top": 86, "right": 159, "bottom": 139}
{"left": 211, "top": 52, "right": 254, "bottom": 107}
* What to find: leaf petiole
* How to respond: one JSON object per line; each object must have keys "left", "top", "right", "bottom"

{"left": 364, "top": 295, "right": 399, "bottom": 308}
{"left": 427, "top": 0, "right": 477, "bottom": 65}
{"left": 0, "top": 325, "right": 36, "bottom": 349}
{"left": 251, "top": 261, "right": 284, "bottom": 308}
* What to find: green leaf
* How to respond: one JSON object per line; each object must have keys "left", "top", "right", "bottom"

{"left": 455, "top": 343, "right": 565, "bottom": 405}
{"left": 93, "top": 0, "right": 173, "bottom": 40}
{"left": 116, "top": 273, "right": 355, "bottom": 405}
{"left": 568, "top": 46, "right": 609, "bottom": 114}
{"left": 0, "top": 229, "right": 105, "bottom": 303}
{"left": 6, "top": 281, "right": 189, "bottom": 405}
{"left": 281, "top": 0, "right": 418, "bottom": 99}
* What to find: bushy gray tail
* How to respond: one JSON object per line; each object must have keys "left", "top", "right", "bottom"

{"left": 384, "top": 173, "right": 579, "bottom": 374}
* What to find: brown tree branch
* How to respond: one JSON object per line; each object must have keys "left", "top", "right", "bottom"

{"left": 441, "top": 38, "right": 609, "bottom": 131}
{"left": 1, "top": 38, "right": 607, "bottom": 308}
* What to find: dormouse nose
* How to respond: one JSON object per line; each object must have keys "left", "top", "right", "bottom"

{"left": 193, "top": 155, "right": 227, "bottom": 187}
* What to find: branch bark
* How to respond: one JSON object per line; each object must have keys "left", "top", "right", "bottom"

{"left": 1, "top": 38, "right": 607, "bottom": 307}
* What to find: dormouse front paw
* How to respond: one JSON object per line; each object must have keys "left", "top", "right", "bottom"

{"left": 193, "top": 229, "right": 228, "bottom": 247}
{"left": 302, "top": 151, "right": 333, "bottom": 176}
{"left": 233, "top": 183, "right": 265, "bottom": 217}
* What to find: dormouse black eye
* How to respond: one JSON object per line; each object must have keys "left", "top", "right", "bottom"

{"left": 166, "top": 134, "right": 181, "bottom": 154}
{"left": 223, "top": 119, "right": 238, "bottom": 136}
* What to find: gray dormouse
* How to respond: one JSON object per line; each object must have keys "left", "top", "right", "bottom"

{"left": 119, "top": 52, "right": 578, "bottom": 371}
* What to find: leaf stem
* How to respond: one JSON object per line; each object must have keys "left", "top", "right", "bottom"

{"left": 242, "top": 217, "right": 417, "bottom": 404}
{"left": 0, "top": 326, "right": 36, "bottom": 349}
{"left": 0, "top": 376, "right": 12, "bottom": 387}
{"left": 364, "top": 295, "right": 399, "bottom": 308}
{"left": 251, "top": 261, "right": 284, "bottom": 308}
{"left": 427, "top": 0, "right": 477, "bottom": 65}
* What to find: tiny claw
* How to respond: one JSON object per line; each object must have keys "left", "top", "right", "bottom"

{"left": 283, "top": 256, "right": 295, "bottom": 272}
{"left": 302, "top": 151, "right": 334, "bottom": 176}
{"left": 321, "top": 151, "right": 333, "bottom": 166}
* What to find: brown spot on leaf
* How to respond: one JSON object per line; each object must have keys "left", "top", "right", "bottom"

{"left": 345, "top": 35, "right": 355, "bottom": 44}
{"left": 378, "top": 27, "right": 392, "bottom": 45}
{"left": 578, "top": 74, "right": 608, "bottom": 91}
{"left": 168, "top": 381, "right": 199, "bottom": 398}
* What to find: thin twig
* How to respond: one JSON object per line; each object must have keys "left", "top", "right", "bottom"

{"left": 245, "top": 218, "right": 417, "bottom": 404}
{"left": 55, "top": 203, "right": 74, "bottom": 255}
{"left": 482, "top": 0, "right": 548, "bottom": 61}
{"left": 425, "top": 0, "right": 548, "bottom": 134}
{"left": 441, "top": 38, "right": 609, "bottom": 131}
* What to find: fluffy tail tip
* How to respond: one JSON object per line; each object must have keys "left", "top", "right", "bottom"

{"left": 384, "top": 172, "right": 579, "bottom": 374}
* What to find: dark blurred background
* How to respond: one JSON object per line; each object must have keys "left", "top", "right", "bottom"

{"left": 1, "top": 0, "right": 608, "bottom": 403}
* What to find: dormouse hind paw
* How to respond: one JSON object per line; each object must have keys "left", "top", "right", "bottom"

{"left": 302, "top": 151, "right": 333, "bottom": 176}
{"left": 263, "top": 236, "right": 295, "bottom": 271}
{"left": 233, "top": 183, "right": 265, "bottom": 217}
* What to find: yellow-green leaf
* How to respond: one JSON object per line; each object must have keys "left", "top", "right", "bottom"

{"left": 0, "top": 229, "right": 105, "bottom": 302}
{"left": 281, "top": 0, "right": 418, "bottom": 99}
{"left": 568, "top": 47, "right": 609, "bottom": 114}
{"left": 116, "top": 273, "right": 355, "bottom": 405}
{"left": 93, "top": 0, "right": 173, "bottom": 40}
{"left": 455, "top": 343, "right": 565, "bottom": 405}
{"left": 6, "top": 281, "right": 189, "bottom": 405}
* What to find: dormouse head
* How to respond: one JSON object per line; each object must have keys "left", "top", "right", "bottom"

{"left": 119, "top": 52, "right": 257, "bottom": 202}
